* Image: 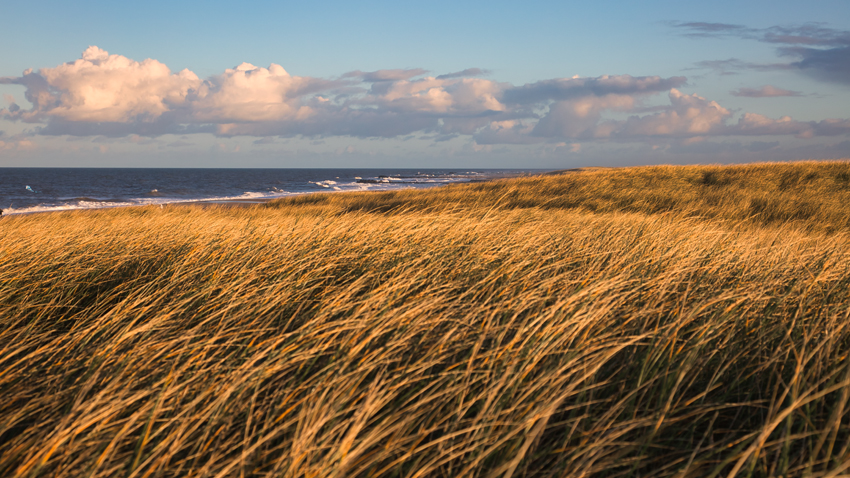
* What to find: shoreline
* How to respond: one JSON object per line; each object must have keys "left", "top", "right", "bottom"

{"left": 1, "top": 196, "right": 277, "bottom": 217}
{"left": 1, "top": 170, "right": 545, "bottom": 217}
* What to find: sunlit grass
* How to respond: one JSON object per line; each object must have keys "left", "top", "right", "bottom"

{"left": 268, "top": 160, "right": 850, "bottom": 234}
{"left": 1, "top": 160, "right": 849, "bottom": 477}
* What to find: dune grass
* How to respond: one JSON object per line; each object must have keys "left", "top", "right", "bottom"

{"left": 1, "top": 160, "right": 850, "bottom": 477}
{"left": 268, "top": 160, "right": 850, "bottom": 234}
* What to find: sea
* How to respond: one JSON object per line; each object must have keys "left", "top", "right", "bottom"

{"left": 0, "top": 168, "right": 543, "bottom": 215}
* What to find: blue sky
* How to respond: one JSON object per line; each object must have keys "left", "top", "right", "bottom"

{"left": 1, "top": 0, "right": 848, "bottom": 167}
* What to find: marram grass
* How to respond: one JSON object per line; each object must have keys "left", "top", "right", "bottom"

{"left": 1, "top": 161, "right": 850, "bottom": 477}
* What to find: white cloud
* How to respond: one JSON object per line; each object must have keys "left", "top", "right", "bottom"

{"left": 1, "top": 47, "right": 848, "bottom": 147}
{"left": 532, "top": 94, "right": 638, "bottom": 138}
{"left": 516, "top": 88, "right": 850, "bottom": 142}
{"left": 366, "top": 76, "right": 505, "bottom": 114}
{"left": 731, "top": 113, "right": 810, "bottom": 136}
{"left": 526, "top": 89, "right": 734, "bottom": 140}
{"left": 24, "top": 46, "right": 199, "bottom": 122}
{"left": 615, "top": 89, "right": 732, "bottom": 137}
{"left": 190, "top": 63, "right": 327, "bottom": 122}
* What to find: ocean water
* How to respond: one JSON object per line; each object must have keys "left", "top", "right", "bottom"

{"left": 0, "top": 168, "right": 540, "bottom": 215}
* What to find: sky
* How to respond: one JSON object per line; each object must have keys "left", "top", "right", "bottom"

{"left": 1, "top": 0, "right": 849, "bottom": 168}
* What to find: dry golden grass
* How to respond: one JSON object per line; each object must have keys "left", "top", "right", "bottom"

{"left": 1, "top": 160, "right": 850, "bottom": 477}
{"left": 268, "top": 160, "right": 850, "bottom": 234}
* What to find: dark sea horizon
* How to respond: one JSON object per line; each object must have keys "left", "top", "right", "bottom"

{"left": 0, "top": 168, "right": 546, "bottom": 215}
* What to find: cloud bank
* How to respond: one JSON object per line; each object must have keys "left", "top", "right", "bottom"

{"left": 1, "top": 46, "right": 849, "bottom": 144}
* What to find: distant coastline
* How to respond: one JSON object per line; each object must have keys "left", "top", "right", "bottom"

{"left": 0, "top": 168, "right": 543, "bottom": 216}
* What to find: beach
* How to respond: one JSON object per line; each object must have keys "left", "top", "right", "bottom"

{"left": 0, "top": 168, "right": 537, "bottom": 216}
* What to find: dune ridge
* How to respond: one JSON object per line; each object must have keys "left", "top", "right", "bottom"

{"left": 1, "top": 160, "right": 850, "bottom": 477}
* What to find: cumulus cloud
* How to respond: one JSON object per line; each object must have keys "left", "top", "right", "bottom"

{"left": 187, "top": 73, "right": 509, "bottom": 138}
{"left": 0, "top": 48, "right": 346, "bottom": 133}
{"left": 189, "top": 62, "right": 332, "bottom": 122}
{"left": 0, "top": 47, "right": 514, "bottom": 139}
{"left": 365, "top": 76, "right": 505, "bottom": 114}
{"left": 613, "top": 89, "right": 732, "bottom": 137}
{"left": 523, "top": 89, "right": 738, "bottom": 141}
{"left": 2, "top": 46, "right": 849, "bottom": 146}
{"left": 730, "top": 85, "right": 803, "bottom": 97}
{"left": 522, "top": 89, "right": 850, "bottom": 141}
{"left": 0, "top": 46, "right": 201, "bottom": 123}
{"left": 531, "top": 94, "right": 639, "bottom": 139}
{"left": 730, "top": 113, "right": 811, "bottom": 136}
